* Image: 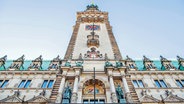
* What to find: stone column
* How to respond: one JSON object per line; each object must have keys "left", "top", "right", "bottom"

{"left": 55, "top": 68, "right": 68, "bottom": 103}
{"left": 122, "top": 75, "right": 130, "bottom": 93}
{"left": 119, "top": 68, "right": 132, "bottom": 103}
{"left": 71, "top": 67, "right": 81, "bottom": 103}
{"left": 71, "top": 76, "right": 79, "bottom": 103}
{"left": 106, "top": 67, "right": 118, "bottom": 103}
{"left": 109, "top": 75, "right": 118, "bottom": 103}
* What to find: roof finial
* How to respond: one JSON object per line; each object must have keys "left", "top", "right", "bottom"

{"left": 91, "top": 0, "right": 94, "bottom": 5}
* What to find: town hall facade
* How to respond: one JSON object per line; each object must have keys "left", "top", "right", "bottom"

{"left": 0, "top": 4, "right": 184, "bottom": 104}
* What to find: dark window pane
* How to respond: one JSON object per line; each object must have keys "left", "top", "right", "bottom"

{"left": 133, "top": 80, "right": 138, "bottom": 88}
{"left": 18, "top": 80, "right": 26, "bottom": 88}
{"left": 154, "top": 80, "right": 161, "bottom": 88}
{"left": 24, "top": 80, "right": 31, "bottom": 88}
{"left": 41, "top": 80, "right": 48, "bottom": 88}
{"left": 176, "top": 80, "right": 183, "bottom": 88}
{"left": 83, "top": 99, "right": 88, "bottom": 104}
{"left": 138, "top": 80, "right": 144, "bottom": 88}
{"left": 99, "top": 99, "right": 105, "bottom": 103}
{"left": 1, "top": 80, "right": 9, "bottom": 88}
{"left": 160, "top": 80, "right": 167, "bottom": 88}
{"left": 48, "top": 80, "right": 54, "bottom": 88}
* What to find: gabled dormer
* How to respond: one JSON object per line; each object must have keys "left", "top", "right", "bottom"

{"left": 9, "top": 55, "right": 25, "bottom": 70}
{"left": 177, "top": 56, "right": 184, "bottom": 71}
{"left": 28, "top": 55, "right": 43, "bottom": 70}
{"left": 48, "top": 55, "right": 62, "bottom": 70}
{"left": 0, "top": 55, "right": 7, "bottom": 70}
{"left": 125, "top": 55, "right": 137, "bottom": 70}
{"left": 143, "top": 56, "right": 157, "bottom": 71}
{"left": 160, "top": 56, "right": 175, "bottom": 71}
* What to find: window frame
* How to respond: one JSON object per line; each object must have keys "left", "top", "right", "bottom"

{"left": 0, "top": 80, "right": 9, "bottom": 88}
{"left": 154, "top": 79, "right": 167, "bottom": 88}
{"left": 41, "top": 79, "right": 54, "bottom": 88}
{"left": 176, "top": 80, "right": 184, "bottom": 88}
{"left": 132, "top": 80, "right": 144, "bottom": 88}
{"left": 18, "top": 80, "right": 32, "bottom": 88}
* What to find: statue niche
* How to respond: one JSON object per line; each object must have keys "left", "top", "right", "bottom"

{"left": 116, "top": 85, "right": 126, "bottom": 103}
{"left": 62, "top": 86, "right": 72, "bottom": 104}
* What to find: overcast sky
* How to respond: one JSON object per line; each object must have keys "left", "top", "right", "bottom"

{"left": 0, "top": 0, "right": 184, "bottom": 60}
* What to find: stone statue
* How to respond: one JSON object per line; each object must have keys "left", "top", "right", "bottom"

{"left": 65, "top": 61, "right": 71, "bottom": 67}
{"left": 105, "top": 61, "right": 113, "bottom": 67}
{"left": 116, "top": 61, "right": 123, "bottom": 68}
{"left": 63, "top": 86, "right": 72, "bottom": 99}
{"left": 116, "top": 85, "right": 124, "bottom": 100}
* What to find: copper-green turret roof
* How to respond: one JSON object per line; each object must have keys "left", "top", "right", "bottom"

{"left": 86, "top": 4, "right": 99, "bottom": 10}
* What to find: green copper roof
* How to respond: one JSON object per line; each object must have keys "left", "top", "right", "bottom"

{"left": 0, "top": 60, "right": 51, "bottom": 71}
{"left": 0, "top": 60, "right": 183, "bottom": 71}
{"left": 86, "top": 4, "right": 99, "bottom": 10}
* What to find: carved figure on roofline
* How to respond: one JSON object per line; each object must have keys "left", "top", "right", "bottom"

{"left": 116, "top": 61, "right": 123, "bottom": 68}
{"left": 65, "top": 61, "right": 71, "bottom": 67}
{"left": 75, "top": 61, "right": 83, "bottom": 67}
{"left": 105, "top": 61, "right": 113, "bottom": 67}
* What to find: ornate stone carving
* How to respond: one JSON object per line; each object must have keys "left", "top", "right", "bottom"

{"left": 28, "top": 55, "right": 43, "bottom": 70}
{"left": 48, "top": 55, "right": 61, "bottom": 70}
{"left": 162, "top": 90, "right": 184, "bottom": 102}
{"left": 140, "top": 90, "right": 160, "bottom": 103}
{"left": 0, "top": 90, "right": 23, "bottom": 103}
{"left": 9, "top": 55, "right": 25, "bottom": 70}
{"left": 0, "top": 55, "right": 7, "bottom": 69}
{"left": 84, "top": 47, "right": 103, "bottom": 59}
{"left": 71, "top": 93, "right": 78, "bottom": 103}
{"left": 111, "top": 93, "right": 118, "bottom": 103}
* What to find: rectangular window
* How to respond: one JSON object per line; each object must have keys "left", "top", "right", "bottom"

{"left": 160, "top": 80, "right": 167, "bottom": 88}
{"left": 154, "top": 80, "right": 167, "bottom": 88}
{"left": 1, "top": 80, "right": 9, "bottom": 88}
{"left": 41, "top": 80, "right": 48, "bottom": 88}
{"left": 83, "top": 99, "right": 88, "bottom": 104}
{"left": 18, "top": 80, "right": 26, "bottom": 88}
{"left": 176, "top": 80, "right": 184, "bottom": 88}
{"left": 154, "top": 80, "right": 161, "bottom": 88}
{"left": 18, "top": 80, "right": 31, "bottom": 88}
{"left": 90, "top": 100, "right": 95, "bottom": 104}
{"left": 48, "top": 80, "right": 54, "bottom": 88}
{"left": 138, "top": 80, "right": 144, "bottom": 88}
{"left": 133, "top": 80, "right": 144, "bottom": 88}
{"left": 24, "top": 80, "right": 31, "bottom": 88}
{"left": 41, "top": 80, "right": 54, "bottom": 88}
{"left": 133, "top": 80, "right": 139, "bottom": 88}
{"left": 99, "top": 99, "right": 105, "bottom": 104}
